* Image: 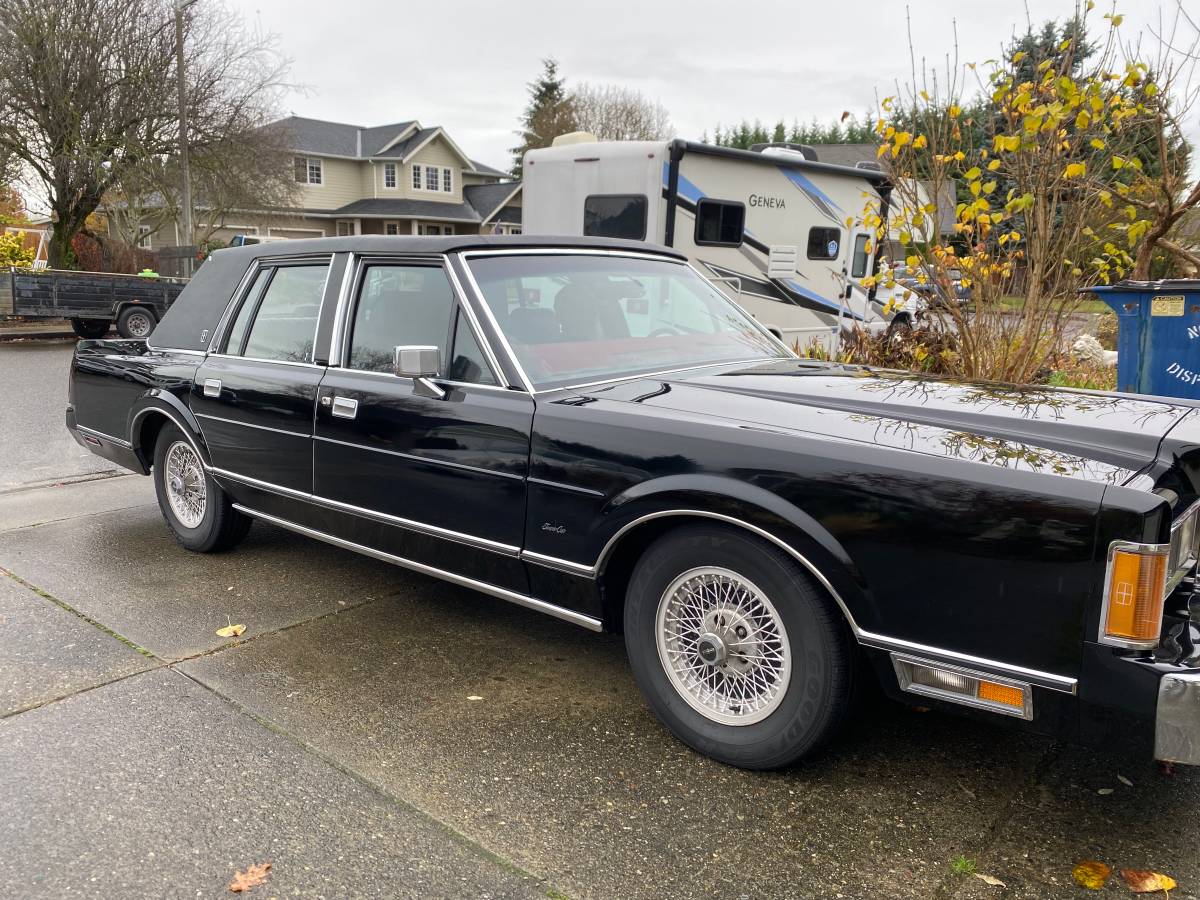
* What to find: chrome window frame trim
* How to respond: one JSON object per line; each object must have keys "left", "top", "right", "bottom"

{"left": 232, "top": 503, "right": 601, "bottom": 632}
{"left": 204, "top": 353, "right": 325, "bottom": 370}
{"left": 194, "top": 411, "right": 310, "bottom": 440}
{"left": 328, "top": 251, "right": 357, "bottom": 367}
{"left": 207, "top": 254, "right": 335, "bottom": 362}
{"left": 442, "top": 254, "right": 507, "bottom": 386}
{"left": 212, "top": 466, "right": 521, "bottom": 556}
{"left": 313, "top": 434, "right": 524, "bottom": 482}
{"left": 321, "top": 366, "right": 515, "bottom": 392}
{"left": 455, "top": 254, "right": 535, "bottom": 393}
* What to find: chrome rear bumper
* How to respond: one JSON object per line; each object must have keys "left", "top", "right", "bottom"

{"left": 1156, "top": 672, "right": 1200, "bottom": 764}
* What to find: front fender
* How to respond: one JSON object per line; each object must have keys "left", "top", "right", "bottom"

{"left": 594, "top": 473, "right": 871, "bottom": 634}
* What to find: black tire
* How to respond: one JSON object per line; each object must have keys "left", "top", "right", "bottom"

{"left": 153, "top": 424, "right": 251, "bottom": 553}
{"left": 116, "top": 306, "right": 156, "bottom": 339}
{"left": 624, "top": 525, "right": 854, "bottom": 770}
{"left": 70, "top": 317, "right": 110, "bottom": 339}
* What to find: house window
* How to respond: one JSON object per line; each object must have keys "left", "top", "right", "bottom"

{"left": 137, "top": 225, "right": 153, "bottom": 250}
{"left": 425, "top": 166, "right": 439, "bottom": 191}
{"left": 383, "top": 163, "right": 396, "bottom": 189}
{"left": 442, "top": 168, "right": 452, "bottom": 193}
{"left": 293, "top": 156, "right": 322, "bottom": 185}
{"left": 412, "top": 164, "right": 422, "bottom": 189}
{"left": 384, "top": 222, "right": 401, "bottom": 236}
{"left": 694, "top": 199, "right": 745, "bottom": 247}
{"left": 584, "top": 194, "right": 648, "bottom": 240}
{"left": 336, "top": 221, "right": 354, "bottom": 236}
{"left": 807, "top": 227, "right": 842, "bottom": 260}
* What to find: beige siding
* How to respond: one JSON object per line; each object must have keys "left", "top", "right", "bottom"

{"left": 407, "top": 135, "right": 466, "bottom": 203}
{"left": 462, "top": 172, "right": 508, "bottom": 187}
{"left": 293, "top": 156, "right": 362, "bottom": 210}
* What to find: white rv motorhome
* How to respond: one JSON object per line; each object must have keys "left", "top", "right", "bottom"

{"left": 522, "top": 137, "right": 897, "bottom": 348}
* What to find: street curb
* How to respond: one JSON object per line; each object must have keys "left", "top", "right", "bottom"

{"left": 0, "top": 329, "right": 80, "bottom": 342}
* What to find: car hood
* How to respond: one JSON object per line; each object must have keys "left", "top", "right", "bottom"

{"left": 585, "top": 359, "right": 1198, "bottom": 485}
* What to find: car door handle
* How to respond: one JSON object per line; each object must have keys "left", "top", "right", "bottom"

{"left": 202, "top": 378, "right": 222, "bottom": 398}
{"left": 331, "top": 396, "right": 358, "bottom": 419}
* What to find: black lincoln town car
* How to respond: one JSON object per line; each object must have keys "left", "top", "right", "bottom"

{"left": 66, "top": 235, "right": 1200, "bottom": 769}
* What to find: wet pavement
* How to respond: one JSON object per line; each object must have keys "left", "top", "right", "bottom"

{"left": 1, "top": 340, "right": 1198, "bottom": 898}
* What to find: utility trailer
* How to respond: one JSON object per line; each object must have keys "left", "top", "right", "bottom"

{"left": 523, "top": 137, "right": 898, "bottom": 348}
{"left": 1, "top": 268, "right": 187, "bottom": 338}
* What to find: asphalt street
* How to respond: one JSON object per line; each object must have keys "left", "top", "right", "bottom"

{"left": 1, "top": 339, "right": 1198, "bottom": 899}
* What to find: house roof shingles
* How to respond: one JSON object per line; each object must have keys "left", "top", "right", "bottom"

{"left": 277, "top": 115, "right": 505, "bottom": 175}
{"left": 463, "top": 182, "right": 521, "bottom": 222}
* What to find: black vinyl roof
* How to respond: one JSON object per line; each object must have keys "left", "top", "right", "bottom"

{"left": 150, "top": 235, "right": 685, "bottom": 353}
{"left": 211, "top": 233, "right": 686, "bottom": 264}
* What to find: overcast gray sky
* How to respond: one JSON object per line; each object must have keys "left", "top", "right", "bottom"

{"left": 249, "top": 0, "right": 1193, "bottom": 170}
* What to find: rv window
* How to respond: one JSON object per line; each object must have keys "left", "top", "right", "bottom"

{"left": 851, "top": 234, "right": 871, "bottom": 278}
{"left": 583, "top": 195, "right": 647, "bottom": 241}
{"left": 807, "top": 227, "right": 842, "bottom": 260}
{"left": 695, "top": 200, "right": 744, "bottom": 247}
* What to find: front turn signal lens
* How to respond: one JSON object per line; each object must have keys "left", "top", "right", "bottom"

{"left": 1102, "top": 545, "right": 1169, "bottom": 647}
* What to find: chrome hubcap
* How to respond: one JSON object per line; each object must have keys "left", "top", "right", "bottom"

{"left": 656, "top": 567, "right": 791, "bottom": 725}
{"left": 164, "top": 441, "right": 206, "bottom": 528}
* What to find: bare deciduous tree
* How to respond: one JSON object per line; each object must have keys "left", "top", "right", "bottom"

{"left": 570, "top": 83, "right": 672, "bottom": 141}
{"left": 0, "top": 0, "right": 289, "bottom": 267}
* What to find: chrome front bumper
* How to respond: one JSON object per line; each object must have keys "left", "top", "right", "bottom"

{"left": 1156, "top": 672, "right": 1200, "bottom": 764}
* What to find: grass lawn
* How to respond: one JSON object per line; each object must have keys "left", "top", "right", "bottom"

{"left": 998, "top": 294, "right": 1111, "bottom": 315}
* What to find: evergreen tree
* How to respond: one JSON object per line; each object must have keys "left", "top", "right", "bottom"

{"left": 510, "top": 59, "right": 577, "bottom": 177}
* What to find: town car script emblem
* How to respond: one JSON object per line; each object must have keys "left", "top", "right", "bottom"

{"left": 541, "top": 523, "right": 567, "bottom": 535}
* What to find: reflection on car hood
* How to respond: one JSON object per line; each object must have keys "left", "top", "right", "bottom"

{"left": 587, "top": 359, "right": 1197, "bottom": 485}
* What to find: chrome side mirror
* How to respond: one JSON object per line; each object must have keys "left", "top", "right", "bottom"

{"left": 393, "top": 345, "right": 445, "bottom": 399}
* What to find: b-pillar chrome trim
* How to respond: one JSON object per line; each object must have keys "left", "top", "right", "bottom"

{"left": 233, "top": 504, "right": 603, "bottom": 632}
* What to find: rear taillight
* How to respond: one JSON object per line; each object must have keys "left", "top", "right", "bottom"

{"left": 1100, "top": 542, "right": 1169, "bottom": 648}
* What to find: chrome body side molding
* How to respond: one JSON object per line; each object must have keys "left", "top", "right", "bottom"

{"left": 233, "top": 504, "right": 602, "bottom": 632}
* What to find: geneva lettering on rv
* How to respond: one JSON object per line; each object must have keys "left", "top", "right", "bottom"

{"left": 748, "top": 194, "right": 785, "bottom": 209}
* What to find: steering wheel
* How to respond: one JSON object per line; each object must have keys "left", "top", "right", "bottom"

{"left": 647, "top": 326, "right": 683, "bottom": 337}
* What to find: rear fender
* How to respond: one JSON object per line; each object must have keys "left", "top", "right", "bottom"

{"left": 127, "top": 390, "right": 209, "bottom": 473}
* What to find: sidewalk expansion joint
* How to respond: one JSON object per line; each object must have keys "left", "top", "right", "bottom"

{"left": 172, "top": 665, "right": 561, "bottom": 896}
{"left": 0, "top": 469, "right": 132, "bottom": 497}
{"left": 0, "top": 666, "right": 167, "bottom": 720}
{"left": 0, "top": 567, "right": 161, "bottom": 661}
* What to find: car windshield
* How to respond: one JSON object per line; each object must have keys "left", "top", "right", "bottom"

{"left": 466, "top": 253, "right": 789, "bottom": 389}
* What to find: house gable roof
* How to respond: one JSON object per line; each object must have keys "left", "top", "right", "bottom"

{"left": 463, "top": 182, "right": 522, "bottom": 224}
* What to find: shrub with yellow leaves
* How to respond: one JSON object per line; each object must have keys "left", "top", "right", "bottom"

{"left": 857, "top": 4, "right": 1183, "bottom": 385}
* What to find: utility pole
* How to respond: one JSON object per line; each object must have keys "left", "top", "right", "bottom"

{"left": 174, "top": 1, "right": 193, "bottom": 274}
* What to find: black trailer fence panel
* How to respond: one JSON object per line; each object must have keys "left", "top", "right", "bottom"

{"left": 2, "top": 267, "right": 189, "bottom": 338}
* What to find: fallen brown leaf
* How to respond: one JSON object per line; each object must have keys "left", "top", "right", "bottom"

{"left": 1120, "top": 868, "right": 1177, "bottom": 894}
{"left": 1072, "top": 860, "right": 1112, "bottom": 890}
{"left": 229, "top": 861, "right": 271, "bottom": 893}
{"left": 975, "top": 872, "right": 1006, "bottom": 887}
{"left": 216, "top": 624, "right": 246, "bottom": 638}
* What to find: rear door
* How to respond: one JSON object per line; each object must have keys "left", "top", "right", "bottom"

{"left": 191, "top": 255, "right": 334, "bottom": 492}
{"left": 313, "top": 256, "right": 534, "bottom": 592}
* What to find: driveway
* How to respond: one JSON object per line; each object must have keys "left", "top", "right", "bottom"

{"left": 1, "top": 340, "right": 1198, "bottom": 898}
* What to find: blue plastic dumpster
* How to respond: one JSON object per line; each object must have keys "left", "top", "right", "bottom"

{"left": 1090, "top": 280, "right": 1200, "bottom": 399}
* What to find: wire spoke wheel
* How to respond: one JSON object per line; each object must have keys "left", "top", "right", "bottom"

{"left": 655, "top": 566, "right": 791, "bottom": 725}
{"left": 164, "top": 440, "right": 206, "bottom": 529}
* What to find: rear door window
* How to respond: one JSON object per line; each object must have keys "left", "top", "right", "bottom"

{"left": 226, "top": 262, "right": 328, "bottom": 362}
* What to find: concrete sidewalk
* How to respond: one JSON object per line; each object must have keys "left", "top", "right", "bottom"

{"left": 3, "top": 475, "right": 1199, "bottom": 898}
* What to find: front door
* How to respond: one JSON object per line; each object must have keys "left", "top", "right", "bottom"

{"left": 313, "top": 258, "right": 533, "bottom": 592}
{"left": 191, "top": 257, "right": 333, "bottom": 492}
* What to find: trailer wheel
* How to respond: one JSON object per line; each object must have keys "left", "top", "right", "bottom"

{"left": 70, "top": 318, "right": 111, "bottom": 339}
{"left": 116, "top": 306, "right": 156, "bottom": 339}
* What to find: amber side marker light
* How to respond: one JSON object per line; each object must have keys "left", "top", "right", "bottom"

{"left": 1101, "top": 543, "right": 1169, "bottom": 649}
{"left": 891, "top": 655, "right": 1033, "bottom": 720}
